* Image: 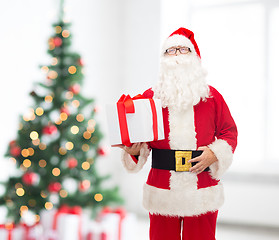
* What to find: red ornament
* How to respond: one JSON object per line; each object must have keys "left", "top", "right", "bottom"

{"left": 78, "top": 180, "right": 90, "bottom": 192}
{"left": 97, "top": 147, "right": 107, "bottom": 156}
{"left": 69, "top": 84, "right": 80, "bottom": 95}
{"left": 53, "top": 37, "right": 63, "bottom": 47}
{"left": 10, "top": 145, "right": 21, "bottom": 157}
{"left": 101, "top": 232, "right": 108, "bottom": 240}
{"left": 22, "top": 172, "right": 38, "bottom": 186}
{"left": 60, "top": 107, "right": 70, "bottom": 116}
{"left": 94, "top": 105, "right": 100, "bottom": 113}
{"left": 77, "top": 58, "right": 84, "bottom": 66}
{"left": 48, "top": 182, "right": 62, "bottom": 193}
{"left": 9, "top": 140, "right": 16, "bottom": 146}
{"left": 43, "top": 125, "right": 58, "bottom": 135}
{"left": 67, "top": 157, "right": 78, "bottom": 169}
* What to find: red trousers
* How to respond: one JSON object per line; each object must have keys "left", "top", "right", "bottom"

{"left": 149, "top": 211, "right": 218, "bottom": 240}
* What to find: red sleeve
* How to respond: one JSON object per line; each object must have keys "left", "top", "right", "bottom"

{"left": 211, "top": 86, "right": 238, "bottom": 152}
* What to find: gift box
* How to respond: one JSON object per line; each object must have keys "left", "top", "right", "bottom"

{"left": 86, "top": 207, "right": 136, "bottom": 240}
{"left": 0, "top": 224, "right": 24, "bottom": 240}
{"left": 106, "top": 94, "right": 165, "bottom": 146}
{"left": 40, "top": 205, "right": 82, "bottom": 240}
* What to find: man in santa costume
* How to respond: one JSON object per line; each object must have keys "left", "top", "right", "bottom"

{"left": 120, "top": 28, "right": 237, "bottom": 240}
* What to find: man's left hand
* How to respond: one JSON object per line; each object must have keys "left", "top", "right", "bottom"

{"left": 188, "top": 146, "right": 218, "bottom": 174}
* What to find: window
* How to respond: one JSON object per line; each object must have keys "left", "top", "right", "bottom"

{"left": 161, "top": 0, "right": 279, "bottom": 173}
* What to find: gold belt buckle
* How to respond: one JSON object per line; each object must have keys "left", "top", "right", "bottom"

{"left": 175, "top": 151, "right": 192, "bottom": 172}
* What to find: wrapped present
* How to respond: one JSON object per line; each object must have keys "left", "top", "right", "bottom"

{"left": 106, "top": 94, "right": 165, "bottom": 146}
{"left": 40, "top": 205, "right": 82, "bottom": 240}
{"left": 94, "top": 207, "right": 136, "bottom": 240}
{"left": 0, "top": 224, "right": 24, "bottom": 240}
{"left": 85, "top": 221, "right": 108, "bottom": 240}
{"left": 21, "top": 223, "right": 43, "bottom": 240}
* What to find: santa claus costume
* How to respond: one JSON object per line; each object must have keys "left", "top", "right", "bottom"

{"left": 121, "top": 28, "right": 237, "bottom": 240}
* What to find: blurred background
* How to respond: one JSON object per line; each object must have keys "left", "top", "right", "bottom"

{"left": 0, "top": 0, "right": 279, "bottom": 239}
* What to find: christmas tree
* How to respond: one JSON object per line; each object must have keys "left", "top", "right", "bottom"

{"left": 0, "top": 1, "right": 123, "bottom": 224}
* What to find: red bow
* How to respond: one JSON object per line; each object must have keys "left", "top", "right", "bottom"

{"left": 117, "top": 94, "right": 158, "bottom": 147}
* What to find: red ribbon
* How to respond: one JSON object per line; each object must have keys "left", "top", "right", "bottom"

{"left": 0, "top": 224, "right": 15, "bottom": 240}
{"left": 101, "top": 207, "right": 126, "bottom": 240}
{"left": 21, "top": 222, "right": 39, "bottom": 240}
{"left": 52, "top": 205, "right": 82, "bottom": 240}
{"left": 117, "top": 94, "right": 159, "bottom": 147}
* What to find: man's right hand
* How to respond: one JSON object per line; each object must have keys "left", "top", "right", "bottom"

{"left": 117, "top": 142, "right": 143, "bottom": 156}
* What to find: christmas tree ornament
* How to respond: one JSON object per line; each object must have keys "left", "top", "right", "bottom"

{"left": 53, "top": 37, "right": 63, "bottom": 47}
{"left": 42, "top": 125, "right": 58, "bottom": 135}
{"left": 66, "top": 157, "right": 78, "bottom": 168}
{"left": 48, "top": 182, "right": 62, "bottom": 193}
{"left": 97, "top": 147, "right": 107, "bottom": 156}
{"left": 77, "top": 58, "right": 84, "bottom": 66}
{"left": 78, "top": 180, "right": 90, "bottom": 192}
{"left": 10, "top": 145, "right": 21, "bottom": 157}
{"left": 69, "top": 83, "right": 80, "bottom": 94}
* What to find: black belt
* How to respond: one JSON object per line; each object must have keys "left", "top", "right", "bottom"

{"left": 152, "top": 148, "right": 209, "bottom": 172}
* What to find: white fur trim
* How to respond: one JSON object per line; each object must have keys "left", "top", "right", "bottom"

{"left": 121, "top": 143, "right": 150, "bottom": 173}
{"left": 168, "top": 106, "right": 197, "bottom": 150}
{"left": 208, "top": 139, "right": 233, "bottom": 179}
{"left": 143, "top": 172, "right": 224, "bottom": 216}
{"left": 162, "top": 34, "right": 197, "bottom": 56}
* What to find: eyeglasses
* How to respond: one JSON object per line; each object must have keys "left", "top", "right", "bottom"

{"left": 165, "top": 47, "right": 191, "bottom": 55}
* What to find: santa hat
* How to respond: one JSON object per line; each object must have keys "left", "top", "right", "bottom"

{"left": 162, "top": 28, "right": 201, "bottom": 58}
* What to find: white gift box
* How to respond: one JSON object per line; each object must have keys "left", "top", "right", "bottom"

{"left": 86, "top": 212, "right": 136, "bottom": 240}
{"left": 0, "top": 226, "right": 24, "bottom": 240}
{"left": 106, "top": 97, "right": 165, "bottom": 146}
{"left": 40, "top": 208, "right": 82, "bottom": 240}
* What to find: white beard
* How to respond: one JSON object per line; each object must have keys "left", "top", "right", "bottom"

{"left": 153, "top": 54, "right": 209, "bottom": 110}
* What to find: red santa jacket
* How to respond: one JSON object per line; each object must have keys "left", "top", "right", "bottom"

{"left": 121, "top": 86, "right": 237, "bottom": 217}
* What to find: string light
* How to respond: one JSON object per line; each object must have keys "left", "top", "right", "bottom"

{"left": 83, "top": 131, "right": 91, "bottom": 140}
{"left": 23, "top": 159, "right": 31, "bottom": 168}
{"left": 82, "top": 161, "right": 90, "bottom": 170}
{"left": 68, "top": 66, "right": 77, "bottom": 74}
{"left": 32, "top": 139, "right": 40, "bottom": 146}
{"left": 59, "top": 147, "right": 67, "bottom": 155}
{"left": 30, "top": 131, "right": 39, "bottom": 140}
{"left": 87, "top": 126, "right": 95, "bottom": 133}
{"left": 82, "top": 144, "right": 89, "bottom": 152}
{"left": 55, "top": 26, "right": 62, "bottom": 34}
{"left": 45, "top": 202, "right": 53, "bottom": 210}
{"left": 48, "top": 70, "right": 58, "bottom": 79}
{"left": 48, "top": 38, "right": 55, "bottom": 50}
{"left": 35, "top": 215, "right": 40, "bottom": 222}
{"left": 51, "top": 57, "right": 58, "bottom": 66}
{"left": 65, "top": 142, "right": 74, "bottom": 150}
{"left": 59, "top": 189, "right": 68, "bottom": 198}
{"left": 52, "top": 168, "right": 61, "bottom": 176}
{"left": 71, "top": 126, "right": 79, "bottom": 134}
{"left": 40, "top": 191, "right": 47, "bottom": 198}
{"left": 65, "top": 91, "right": 74, "bottom": 99}
{"left": 15, "top": 183, "right": 23, "bottom": 189}
{"left": 39, "top": 159, "right": 47, "bottom": 168}
{"left": 62, "top": 30, "right": 70, "bottom": 38}
{"left": 45, "top": 95, "right": 53, "bottom": 103}
{"left": 72, "top": 100, "right": 80, "bottom": 108}
{"left": 55, "top": 119, "right": 63, "bottom": 125}
{"left": 41, "top": 66, "right": 49, "bottom": 73}
{"left": 88, "top": 119, "right": 96, "bottom": 127}
{"left": 16, "top": 188, "right": 25, "bottom": 196}
{"left": 36, "top": 107, "right": 44, "bottom": 116}
{"left": 39, "top": 143, "right": 47, "bottom": 150}
{"left": 76, "top": 114, "right": 84, "bottom": 122}
{"left": 94, "top": 193, "right": 103, "bottom": 202}
{"left": 20, "top": 206, "right": 28, "bottom": 216}
{"left": 28, "top": 148, "right": 34, "bottom": 156}
{"left": 60, "top": 112, "right": 68, "bottom": 121}
{"left": 21, "top": 149, "right": 29, "bottom": 158}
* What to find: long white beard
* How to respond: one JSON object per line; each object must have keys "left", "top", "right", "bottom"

{"left": 153, "top": 54, "right": 209, "bottom": 110}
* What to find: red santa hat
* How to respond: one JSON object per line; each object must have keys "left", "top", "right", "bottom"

{"left": 162, "top": 28, "right": 201, "bottom": 58}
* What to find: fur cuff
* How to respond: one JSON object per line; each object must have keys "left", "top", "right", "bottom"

{"left": 121, "top": 143, "right": 150, "bottom": 173}
{"left": 208, "top": 139, "right": 233, "bottom": 179}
